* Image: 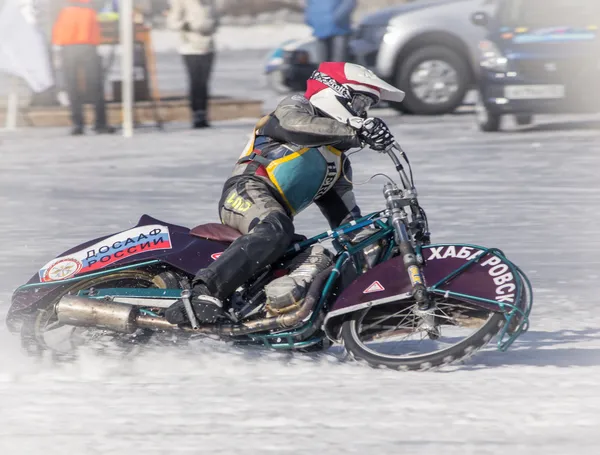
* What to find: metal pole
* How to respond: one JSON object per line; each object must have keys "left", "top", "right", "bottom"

{"left": 5, "top": 76, "right": 19, "bottom": 130}
{"left": 120, "top": 0, "right": 133, "bottom": 137}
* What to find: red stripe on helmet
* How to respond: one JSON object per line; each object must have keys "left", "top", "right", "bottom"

{"left": 305, "top": 62, "right": 381, "bottom": 100}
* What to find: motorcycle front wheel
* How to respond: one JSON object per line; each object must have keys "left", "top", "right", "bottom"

{"left": 340, "top": 297, "right": 505, "bottom": 371}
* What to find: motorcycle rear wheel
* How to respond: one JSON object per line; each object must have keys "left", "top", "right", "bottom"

{"left": 340, "top": 298, "right": 505, "bottom": 371}
{"left": 21, "top": 269, "right": 180, "bottom": 358}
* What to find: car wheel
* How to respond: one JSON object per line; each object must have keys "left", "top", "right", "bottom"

{"left": 515, "top": 114, "right": 534, "bottom": 126}
{"left": 394, "top": 45, "right": 470, "bottom": 115}
{"left": 475, "top": 93, "right": 502, "bottom": 132}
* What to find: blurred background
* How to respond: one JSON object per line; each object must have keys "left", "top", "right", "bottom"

{"left": 2, "top": 0, "right": 599, "bottom": 133}
{"left": 1, "top": 0, "right": 598, "bottom": 132}
{"left": 1, "top": 1, "right": 600, "bottom": 454}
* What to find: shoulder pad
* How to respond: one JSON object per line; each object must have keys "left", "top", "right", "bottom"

{"left": 290, "top": 94, "right": 310, "bottom": 104}
{"left": 276, "top": 94, "right": 317, "bottom": 115}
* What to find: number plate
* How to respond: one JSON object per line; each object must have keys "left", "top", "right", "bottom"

{"left": 504, "top": 85, "right": 565, "bottom": 100}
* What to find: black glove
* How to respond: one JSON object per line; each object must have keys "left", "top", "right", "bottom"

{"left": 358, "top": 117, "right": 394, "bottom": 152}
{"left": 181, "top": 22, "right": 191, "bottom": 32}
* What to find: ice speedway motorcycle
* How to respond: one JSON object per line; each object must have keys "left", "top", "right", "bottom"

{"left": 7, "top": 140, "right": 533, "bottom": 371}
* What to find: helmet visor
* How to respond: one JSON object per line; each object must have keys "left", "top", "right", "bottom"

{"left": 350, "top": 93, "right": 376, "bottom": 118}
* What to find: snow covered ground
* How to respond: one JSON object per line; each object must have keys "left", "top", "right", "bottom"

{"left": 1, "top": 110, "right": 600, "bottom": 454}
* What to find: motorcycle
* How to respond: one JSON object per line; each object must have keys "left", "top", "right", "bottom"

{"left": 6, "top": 141, "right": 533, "bottom": 370}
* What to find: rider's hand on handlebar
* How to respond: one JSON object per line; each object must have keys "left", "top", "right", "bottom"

{"left": 358, "top": 117, "right": 394, "bottom": 152}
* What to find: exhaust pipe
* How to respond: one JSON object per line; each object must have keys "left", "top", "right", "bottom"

{"left": 55, "top": 266, "right": 334, "bottom": 336}
{"left": 57, "top": 295, "right": 139, "bottom": 333}
{"left": 56, "top": 295, "right": 201, "bottom": 333}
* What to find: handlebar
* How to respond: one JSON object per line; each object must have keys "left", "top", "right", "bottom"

{"left": 379, "top": 140, "right": 430, "bottom": 246}
{"left": 381, "top": 143, "right": 413, "bottom": 197}
{"left": 385, "top": 142, "right": 413, "bottom": 191}
{"left": 357, "top": 123, "right": 433, "bottom": 306}
{"left": 351, "top": 117, "right": 414, "bottom": 192}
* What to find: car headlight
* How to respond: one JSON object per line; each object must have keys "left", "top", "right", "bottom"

{"left": 478, "top": 40, "right": 508, "bottom": 72}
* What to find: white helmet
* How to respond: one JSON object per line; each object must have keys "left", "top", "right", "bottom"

{"left": 305, "top": 62, "right": 405, "bottom": 123}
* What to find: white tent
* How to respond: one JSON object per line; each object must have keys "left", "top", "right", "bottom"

{"left": 1, "top": 0, "right": 134, "bottom": 136}
{"left": 0, "top": 0, "right": 53, "bottom": 129}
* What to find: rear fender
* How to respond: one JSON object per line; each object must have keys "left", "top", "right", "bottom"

{"left": 6, "top": 215, "right": 229, "bottom": 332}
{"left": 323, "top": 243, "right": 531, "bottom": 342}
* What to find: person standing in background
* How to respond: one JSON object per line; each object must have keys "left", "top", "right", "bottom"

{"left": 167, "top": 0, "right": 218, "bottom": 129}
{"left": 52, "top": 0, "right": 115, "bottom": 135}
{"left": 305, "top": 0, "right": 356, "bottom": 63}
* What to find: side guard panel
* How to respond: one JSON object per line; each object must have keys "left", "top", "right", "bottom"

{"left": 7, "top": 215, "right": 229, "bottom": 331}
{"left": 23, "top": 215, "right": 227, "bottom": 288}
{"left": 324, "top": 243, "right": 526, "bottom": 340}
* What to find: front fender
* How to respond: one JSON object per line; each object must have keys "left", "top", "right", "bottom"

{"left": 324, "top": 243, "right": 531, "bottom": 342}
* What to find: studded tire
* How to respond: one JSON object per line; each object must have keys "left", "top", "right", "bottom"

{"left": 340, "top": 310, "right": 505, "bottom": 371}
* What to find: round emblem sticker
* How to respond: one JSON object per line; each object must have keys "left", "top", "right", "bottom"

{"left": 45, "top": 258, "right": 82, "bottom": 281}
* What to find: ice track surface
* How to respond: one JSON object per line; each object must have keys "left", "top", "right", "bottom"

{"left": 1, "top": 112, "right": 600, "bottom": 455}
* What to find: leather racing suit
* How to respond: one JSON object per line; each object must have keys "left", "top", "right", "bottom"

{"left": 193, "top": 94, "right": 363, "bottom": 301}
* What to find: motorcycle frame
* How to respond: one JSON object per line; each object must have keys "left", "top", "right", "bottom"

{"left": 78, "top": 210, "right": 532, "bottom": 351}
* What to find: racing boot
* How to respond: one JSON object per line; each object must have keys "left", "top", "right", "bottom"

{"left": 164, "top": 283, "right": 224, "bottom": 325}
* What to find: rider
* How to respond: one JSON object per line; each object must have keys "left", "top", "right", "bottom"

{"left": 165, "top": 62, "right": 405, "bottom": 325}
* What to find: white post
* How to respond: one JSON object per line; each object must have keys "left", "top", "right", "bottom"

{"left": 120, "top": 0, "right": 134, "bottom": 137}
{"left": 5, "top": 76, "right": 19, "bottom": 130}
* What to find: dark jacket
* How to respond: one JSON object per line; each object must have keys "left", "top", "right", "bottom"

{"left": 305, "top": 0, "right": 356, "bottom": 40}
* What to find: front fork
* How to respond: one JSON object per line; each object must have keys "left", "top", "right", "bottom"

{"left": 384, "top": 183, "right": 434, "bottom": 320}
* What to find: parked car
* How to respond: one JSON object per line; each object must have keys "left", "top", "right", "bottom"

{"left": 265, "top": 0, "right": 495, "bottom": 114}
{"left": 472, "top": 0, "right": 600, "bottom": 132}
{"left": 265, "top": 38, "right": 319, "bottom": 93}
{"left": 353, "top": 0, "right": 497, "bottom": 115}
